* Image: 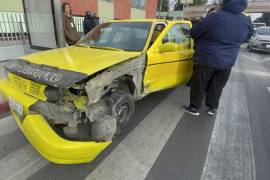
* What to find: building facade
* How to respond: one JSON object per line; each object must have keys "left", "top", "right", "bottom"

{"left": 61, "top": 0, "right": 158, "bottom": 19}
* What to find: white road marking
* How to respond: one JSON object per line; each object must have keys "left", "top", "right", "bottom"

{"left": 233, "top": 68, "right": 270, "bottom": 78}
{"left": 0, "top": 144, "right": 48, "bottom": 180}
{"left": 249, "top": 52, "right": 262, "bottom": 61}
{"left": 86, "top": 87, "right": 188, "bottom": 180}
{"left": 240, "top": 53, "right": 270, "bottom": 63}
{"left": 267, "top": 87, "right": 270, "bottom": 94}
{"left": 240, "top": 54, "right": 260, "bottom": 62}
{"left": 0, "top": 115, "right": 18, "bottom": 137}
{"left": 201, "top": 81, "right": 256, "bottom": 180}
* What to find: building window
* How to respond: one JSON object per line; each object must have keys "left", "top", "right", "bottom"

{"left": 132, "top": 0, "right": 145, "bottom": 10}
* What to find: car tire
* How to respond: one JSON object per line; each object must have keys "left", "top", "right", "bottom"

{"left": 110, "top": 90, "right": 134, "bottom": 138}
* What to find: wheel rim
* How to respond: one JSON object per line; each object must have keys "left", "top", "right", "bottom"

{"left": 115, "top": 102, "right": 130, "bottom": 135}
{"left": 116, "top": 102, "right": 129, "bottom": 124}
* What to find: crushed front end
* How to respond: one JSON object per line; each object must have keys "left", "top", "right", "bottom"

{"left": 0, "top": 59, "right": 118, "bottom": 164}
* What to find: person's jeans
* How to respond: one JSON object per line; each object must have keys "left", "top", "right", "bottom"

{"left": 190, "top": 64, "right": 231, "bottom": 109}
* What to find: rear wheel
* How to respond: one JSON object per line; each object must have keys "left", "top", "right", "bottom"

{"left": 110, "top": 90, "right": 134, "bottom": 138}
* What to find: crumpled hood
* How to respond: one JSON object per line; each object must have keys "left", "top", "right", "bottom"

{"left": 222, "top": 0, "right": 248, "bottom": 14}
{"left": 5, "top": 46, "right": 141, "bottom": 88}
{"left": 20, "top": 46, "right": 141, "bottom": 75}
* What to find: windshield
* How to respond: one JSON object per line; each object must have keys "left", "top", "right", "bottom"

{"left": 179, "top": 23, "right": 191, "bottom": 37}
{"left": 78, "top": 22, "right": 152, "bottom": 51}
{"left": 257, "top": 28, "right": 270, "bottom": 36}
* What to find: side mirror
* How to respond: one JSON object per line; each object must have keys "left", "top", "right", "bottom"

{"left": 159, "top": 42, "right": 178, "bottom": 53}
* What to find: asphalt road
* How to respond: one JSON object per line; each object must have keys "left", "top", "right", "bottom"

{"left": 0, "top": 46, "right": 270, "bottom": 180}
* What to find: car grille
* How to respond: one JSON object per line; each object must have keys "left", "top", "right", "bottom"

{"left": 8, "top": 73, "right": 47, "bottom": 101}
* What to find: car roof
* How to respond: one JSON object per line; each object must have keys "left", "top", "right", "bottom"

{"left": 258, "top": 27, "right": 270, "bottom": 29}
{"left": 108, "top": 19, "right": 191, "bottom": 24}
{"left": 253, "top": 23, "right": 266, "bottom": 24}
{"left": 109, "top": 19, "right": 164, "bottom": 23}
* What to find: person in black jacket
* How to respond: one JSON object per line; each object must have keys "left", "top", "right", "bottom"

{"left": 183, "top": 0, "right": 253, "bottom": 116}
{"left": 93, "top": 12, "right": 100, "bottom": 26}
{"left": 83, "top": 11, "right": 96, "bottom": 35}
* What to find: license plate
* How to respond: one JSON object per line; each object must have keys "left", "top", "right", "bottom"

{"left": 8, "top": 97, "right": 23, "bottom": 117}
{"left": 266, "top": 45, "right": 270, "bottom": 49}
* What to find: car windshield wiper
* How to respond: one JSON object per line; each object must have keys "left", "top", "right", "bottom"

{"left": 75, "top": 44, "right": 124, "bottom": 51}
{"left": 88, "top": 45, "right": 124, "bottom": 51}
{"left": 74, "top": 44, "right": 89, "bottom": 48}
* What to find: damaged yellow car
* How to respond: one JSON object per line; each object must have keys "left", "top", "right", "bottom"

{"left": 0, "top": 19, "right": 194, "bottom": 164}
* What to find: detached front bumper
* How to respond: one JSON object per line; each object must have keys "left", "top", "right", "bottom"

{"left": 0, "top": 79, "right": 111, "bottom": 164}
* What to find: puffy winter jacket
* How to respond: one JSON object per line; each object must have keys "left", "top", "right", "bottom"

{"left": 190, "top": 0, "right": 253, "bottom": 69}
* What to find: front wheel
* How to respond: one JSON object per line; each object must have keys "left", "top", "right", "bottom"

{"left": 110, "top": 90, "right": 134, "bottom": 138}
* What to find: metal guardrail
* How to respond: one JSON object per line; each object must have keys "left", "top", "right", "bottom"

{"left": 0, "top": 12, "right": 29, "bottom": 47}
{"left": 73, "top": 16, "right": 84, "bottom": 35}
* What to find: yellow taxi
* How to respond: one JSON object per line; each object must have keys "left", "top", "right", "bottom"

{"left": 0, "top": 19, "right": 194, "bottom": 164}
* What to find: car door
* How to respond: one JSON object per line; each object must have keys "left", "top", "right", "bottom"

{"left": 144, "top": 22, "right": 194, "bottom": 93}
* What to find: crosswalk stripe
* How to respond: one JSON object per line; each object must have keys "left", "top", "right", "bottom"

{"left": 267, "top": 87, "right": 270, "bottom": 94}
{"left": 233, "top": 68, "right": 270, "bottom": 78}
{"left": 240, "top": 54, "right": 260, "bottom": 62}
{"left": 201, "top": 81, "right": 256, "bottom": 180}
{"left": 86, "top": 86, "right": 189, "bottom": 180}
{"left": 0, "top": 144, "right": 49, "bottom": 180}
{"left": 0, "top": 115, "right": 18, "bottom": 137}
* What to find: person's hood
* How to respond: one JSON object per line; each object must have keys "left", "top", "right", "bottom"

{"left": 222, "top": 0, "right": 248, "bottom": 14}
{"left": 19, "top": 46, "right": 141, "bottom": 75}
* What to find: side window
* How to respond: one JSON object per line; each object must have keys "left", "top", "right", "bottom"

{"left": 150, "top": 23, "right": 166, "bottom": 43}
{"left": 179, "top": 23, "right": 191, "bottom": 37}
{"left": 162, "top": 24, "right": 185, "bottom": 44}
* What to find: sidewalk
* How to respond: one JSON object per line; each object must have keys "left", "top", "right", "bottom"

{"left": 0, "top": 60, "right": 10, "bottom": 115}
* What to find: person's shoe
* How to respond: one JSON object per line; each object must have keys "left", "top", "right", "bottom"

{"left": 206, "top": 108, "right": 217, "bottom": 116}
{"left": 183, "top": 105, "right": 200, "bottom": 116}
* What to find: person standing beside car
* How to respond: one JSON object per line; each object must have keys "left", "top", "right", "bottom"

{"left": 83, "top": 11, "right": 92, "bottom": 35}
{"left": 183, "top": 0, "right": 253, "bottom": 116}
{"left": 62, "top": 2, "right": 80, "bottom": 46}
{"left": 93, "top": 12, "right": 100, "bottom": 27}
